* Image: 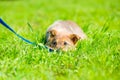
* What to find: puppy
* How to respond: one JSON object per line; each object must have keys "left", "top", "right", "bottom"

{"left": 45, "top": 20, "right": 87, "bottom": 51}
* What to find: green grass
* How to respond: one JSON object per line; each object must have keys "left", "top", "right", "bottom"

{"left": 0, "top": 0, "right": 120, "bottom": 80}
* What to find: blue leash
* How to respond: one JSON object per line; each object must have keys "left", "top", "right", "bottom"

{"left": 0, "top": 18, "right": 36, "bottom": 45}
{"left": 0, "top": 18, "right": 54, "bottom": 52}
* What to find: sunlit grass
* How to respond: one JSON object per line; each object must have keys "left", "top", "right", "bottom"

{"left": 0, "top": 0, "right": 120, "bottom": 80}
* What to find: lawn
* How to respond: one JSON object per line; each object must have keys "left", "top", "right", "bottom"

{"left": 0, "top": 0, "right": 120, "bottom": 80}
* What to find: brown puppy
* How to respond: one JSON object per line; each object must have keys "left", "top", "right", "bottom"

{"left": 45, "top": 20, "right": 87, "bottom": 51}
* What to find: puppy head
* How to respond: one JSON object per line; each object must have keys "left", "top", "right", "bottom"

{"left": 46, "top": 30, "right": 80, "bottom": 51}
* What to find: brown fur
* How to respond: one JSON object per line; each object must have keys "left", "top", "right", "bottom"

{"left": 45, "top": 20, "right": 87, "bottom": 51}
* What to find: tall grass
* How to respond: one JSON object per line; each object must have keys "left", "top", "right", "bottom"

{"left": 0, "top": 0, "right": 120, "bottom": 80}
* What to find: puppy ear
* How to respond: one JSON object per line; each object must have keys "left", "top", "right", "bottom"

{"left": 48, "top": 30, "right": 57, "bottom": 37}
{"left": 69, "top": 34, "right": 80, "bottom": 44}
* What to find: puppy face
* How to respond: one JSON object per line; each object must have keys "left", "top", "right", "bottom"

{"left": 45, "top": 30, "right": 80, "bottom": 51}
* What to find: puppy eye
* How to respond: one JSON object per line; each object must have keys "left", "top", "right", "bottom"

{"left": 64, "top": 42, "right": 67, "bottom": 45}
{"left": 53, "top": 41, "right": 57, "bottom": 45}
